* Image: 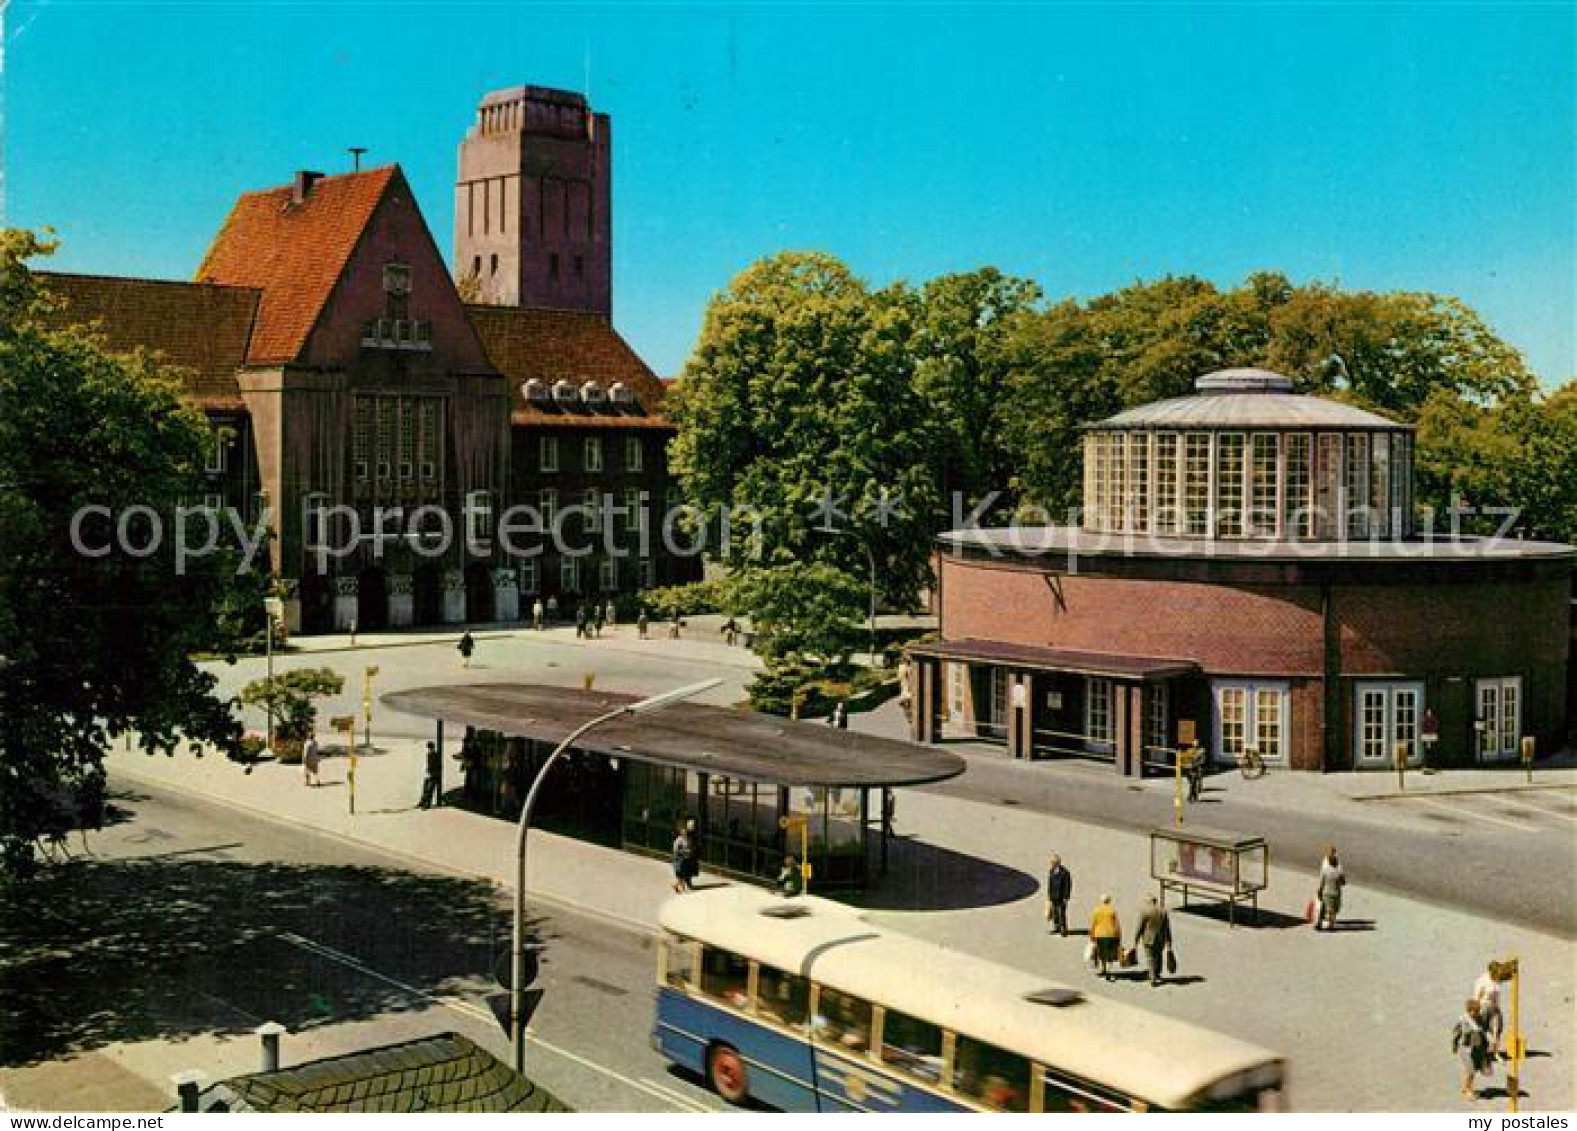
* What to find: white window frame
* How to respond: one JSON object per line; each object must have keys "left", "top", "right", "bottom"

{"left": 638, "top": 558, "right": 654, "bottom": 589}
{"left": 560, "top": 557, "right": 580, "bottom": 592}
{"left": 540, "top": 435, "right": 559, "bottom": 474}
{"left": 625, "top": 436, "right": 643, "bottom": 472}
{"left": 583, "top": 488, "right": 602, "bottom": 533}
{"left": 623, "top": 487, "right": 642, "bottom": 532}
{"left": 1145, "top": 683, "right": 1170, "bottom": 760}
{"left": 203, "top": 492, "right": 225, "bottom": 514}
{"left": 585, "top": 436, "right": 603, "bottom": 473}
{"left": 1475, "top": 676, "right": 1522, "bottom": 762}
{"left": 1352, "top": 681, "right": 1424, "bottom": 769}
{"left": 598, "top": 558, "right": 618, "bottom": 592}
{"left": 1212, "top": 680, "right": 1290, "bottom": 765}
{"left": 539, "top": 489, "right": 558, "bottom": 529}
{"left": 519, "top": 560, "right": 539, "bottom": 595}
{"left": 1084, "top": 676, "right": 1115, "bottom": 755}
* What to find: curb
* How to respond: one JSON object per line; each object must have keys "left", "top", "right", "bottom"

{"left": 108, "top": 762, "right": 660, "bottom": 939}
{"left": 1351, "top": 781, "right": 1576, "bottom": 802}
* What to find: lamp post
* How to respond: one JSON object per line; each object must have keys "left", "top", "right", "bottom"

{"left": 814, "top": 525, "right": 879, "bottom": 666}
{"left": 510, "top": 677, "right": 722, "bottom": 1072}
{"left": 263, "top": 597, "right": 284, "bottom": 752}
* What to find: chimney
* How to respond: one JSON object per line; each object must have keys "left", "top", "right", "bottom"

{"left": 292, "top": 170, "right": 325, "bottom": 205}
{"left": 256, "top": 1021, "right": 287, "bottom": 1072}
{"left": 170, "top": 1069, "right": 206, "bottom": 1113}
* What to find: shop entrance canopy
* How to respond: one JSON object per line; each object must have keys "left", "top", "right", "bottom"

{"left": 382, "top": 683, "right": 968, "bottom": 789}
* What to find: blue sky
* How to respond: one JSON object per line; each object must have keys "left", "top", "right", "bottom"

{"left": 5, "top": 3, "right": 1572, "bottom": 385}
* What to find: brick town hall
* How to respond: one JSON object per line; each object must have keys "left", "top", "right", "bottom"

{"left": 41, "top": 85, "right": 695, "bottom": 633}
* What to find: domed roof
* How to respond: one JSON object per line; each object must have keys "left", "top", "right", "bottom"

{"left": 1088, "top": 368, "right": 1410, "bottom": 431}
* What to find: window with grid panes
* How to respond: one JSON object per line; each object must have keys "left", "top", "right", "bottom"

{"left": 1128, "top": 433, "right": 1149, "bottom": 532}
{"left": 1284, "top": 434, "right": 1312, "bottom": 537}
{"left": 1248, "top": 434, "right": 1279, "bottom": 536}
{"left": 1155, "top": 433, "right": 1180, "bottom": 533}
{"left": 1215, "top": 433, "right": 1244, "bottom": 537}
{"left": 1344, "top": 433, "right": 1370, "bottom": 537}
{"left": 1183, "top": 433, "right": 1211, "bottom": 536}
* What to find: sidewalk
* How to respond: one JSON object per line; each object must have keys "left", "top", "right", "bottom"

{"left": 105, "top": 735, "right": 1574, "bottom": 1112}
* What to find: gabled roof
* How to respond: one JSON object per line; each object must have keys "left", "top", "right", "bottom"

{"left": 466, "top": 305, "right": 672, "bottom": 430}
{"left": 36, "top": 272, "right": 261, "bottom": 411}
{"left": 198, "top": 1033, "right": 568, "bottom": 1114}
{"left": 196, "top": 165, "right": 400, "bottom": 365}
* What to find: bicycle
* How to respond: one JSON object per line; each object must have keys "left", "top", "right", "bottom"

{"left": 1235, "top": 746, "right": 1267, "bottom": 780}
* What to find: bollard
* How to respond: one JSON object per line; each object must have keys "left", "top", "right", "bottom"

{"left": 256, "top": 1021, "right": 287, "bottom": 1073}
{"left": 170, "top": 1070, "right": 206, "bottom": 1113}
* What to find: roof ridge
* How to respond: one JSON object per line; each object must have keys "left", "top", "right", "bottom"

{"left": 38, "top": 269, "right": 261, "bottom": 295}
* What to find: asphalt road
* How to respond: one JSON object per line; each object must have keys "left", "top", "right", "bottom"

{"left": 0, "top": 780, "right": 724, "bottom": 1113}
{"left": 926, "top": 759, "right": 1577, "bottom": 937}
{"left": 206, "top": 636, "right": 1575, "bottom": 936}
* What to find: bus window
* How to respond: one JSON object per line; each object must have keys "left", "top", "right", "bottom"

{"left": 700, "top": 947, "right": 751, "bottom": 1010}
{"left": 661, "top": 936, "right": 699, "bottom": 990}
{"left": 756, "top": 965, "right": 809, "bottom": 1029}
{"left": 1042, "top": 1069, "right": 1130, "bottom": 1113}
{"left": 953, "top": 1037, "right": 1030, "bottom": 1112}
{"left": 878, "top": 1009, "right": 943, "bottom": 1083}
{"left": 812, "top": 987, "right": 873, "bottom": 1053}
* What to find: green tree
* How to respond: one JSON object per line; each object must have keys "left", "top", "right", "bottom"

{"left": 911, "top": 268, "right": 1042, "bottom": 520}
{"left": 239, "top": 667, "right": 345, "bottom": 754}
{"left": 0, "top": 230, "right": 244, "bottom": 878}
{"left": 668, "top": 252, "right": 940, "bottom": 624}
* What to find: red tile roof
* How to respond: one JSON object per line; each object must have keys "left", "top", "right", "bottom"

{"left": 35, "top": 272, "right": 261, "bottom": 410}
{"left": 195, "top": 165, "right": 399, "bottom": 365}
{"left": 466, "top": 305, "right": 672, "bottom": 430}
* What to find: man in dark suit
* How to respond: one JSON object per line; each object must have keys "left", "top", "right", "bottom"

{"left": 1045, "top": 855, "right": 1073, "bottom": 936}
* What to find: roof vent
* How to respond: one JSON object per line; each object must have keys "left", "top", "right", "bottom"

{"left": 1195, "top": 368, "right": 1295, "bottom": 395}
{"left": 1024, "top": 988, "right": 1085, "bottom": 1008}
{"left": 580, "top": 380, "right": 606, "bottom": 404}
{"left": 760, "top": 904, "right": 812, "bottom": 920}
{"left": 552, "top": 380, "right": 578, "bottom": 404}
{"left": 523, "top": 379, "right": 549, "bottom": 403}
{"left": 608, "top": 382, "right": 634, "bottom": 405}
{"left": 292, "top": 170, "right": 326, "bottom": 205}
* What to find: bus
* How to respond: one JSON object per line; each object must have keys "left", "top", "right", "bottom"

{"left": 654, "top": 886, "right": 1286, "bottom": 1113}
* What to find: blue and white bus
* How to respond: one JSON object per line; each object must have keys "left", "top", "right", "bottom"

{"left": 654, "top": 886, "right": 1286, "bottom": 1113}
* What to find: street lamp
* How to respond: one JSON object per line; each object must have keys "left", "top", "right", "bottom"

{"left": 510, "top": 677, "right": 721, "bottom": 1073}
{"left": 814, "top": 525, "right": 879, "bottom": 667}
{"left": 263, "top": 597, "right": 284, "bottom": 752}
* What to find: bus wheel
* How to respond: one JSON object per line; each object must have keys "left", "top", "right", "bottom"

{"left": 706, "top": 1043, "right": 750, "bottom": 1105}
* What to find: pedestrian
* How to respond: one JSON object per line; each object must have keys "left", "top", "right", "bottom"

{"left": 575, "top": 606, "right": 587, "bottom": 639}
{"left": 638, "top": 610, "right": 650, "bottom": 639}
{"left": 1134, "top": 895, "right": 1173, "bottom": 986}
{"left": 532, "top": 598, "right": 544, "bottom": 631}
{"left": 669, "top": 617, "right": 684, "bottom": 640}
{"left": 835, "top": 701, "right": 849, "bottom": 730}
{"left": 592, "top": 603, "right": 604, "bottom": 638}
{"left": 418, "top": 740, "right": 442, "bottom": 809}
{"left": 545, "top": 595, "right": 559, "bottom": 624}
{"left": 881, "top": 788, "right": 897, "bottom": 837}
{"left": 722, "top": 615, "right": 739, "bottom": 646}
{"left": 302, "top": 733, "right": 321, "bottom": 788}
{"left": 604, "top": 600, "right": 616, "bottom": 628}
{"left": 1184, "top": 745, "right": 1205, "bottom": 802}
{"left": 777, "top": 854, "right": 804, "bottom": 897}
{"left": 1089, "top": 895, "right": 1122, "bottom": 980}
{"left": 671, "top": 817, "right": 697, "bottom": 894}
{"left": 1472, "top": 963, "right": 1506, "bottom": 1061}
{"left": 1452, "top": 998, "right": 1490, "bottom": 1098}
{"left": 457, "top": 631, "right": 475, "bottom": 668}
{"left": 1315, "top": 845, "right": 1346, "bottom": 930}
{"left": 1045, "top": 854, "right": 1072, "bottom": 936}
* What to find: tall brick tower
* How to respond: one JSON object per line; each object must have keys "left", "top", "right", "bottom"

{"left": 455, "top": 85, "right": 611, "bottom": 313}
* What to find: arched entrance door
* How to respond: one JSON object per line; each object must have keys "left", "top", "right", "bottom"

{"left": 413, "top": 563, "right": 442, "bottom": 626}
{"left": 464, "top": 563, "right": 494, "bottom": 623}
{"left": 357, "top": 567, "right": 389, "bottom": 630}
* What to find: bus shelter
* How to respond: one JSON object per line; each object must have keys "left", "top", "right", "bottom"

{"left": 1149, "top": 827, "right": 1268, "bottom": 926}
{"left": 383, "top": 683, "right": 967, "bottom": 892}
